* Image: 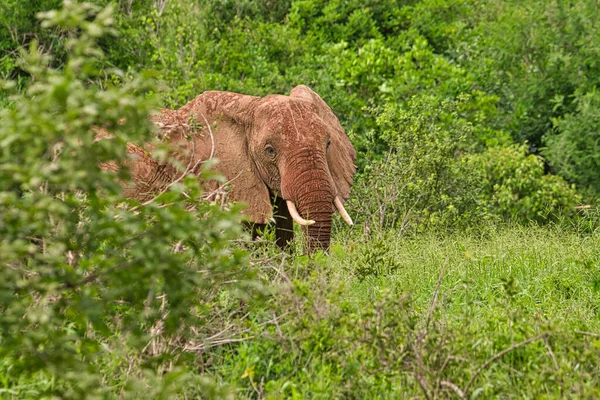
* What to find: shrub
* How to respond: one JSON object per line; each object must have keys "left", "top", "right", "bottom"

{"left": 350, "top": 94, "right": 580, "bottom": 233}
{"left": 467, "top": 144, "right": 581, "bottom": 223}
{"left": 544, "top": 90, "right": 600, "bottom": 199}
{"left": 350, "top": 94, "right": 489, "bottom": 233}
{"left": 0, "top": 2, "right": 251, "bottom": 397}
{"left": 0, "top": 0, "right": 64, "bottom": 80}
{"left": 457, "top": 0, "right": 600, "bottom": 151}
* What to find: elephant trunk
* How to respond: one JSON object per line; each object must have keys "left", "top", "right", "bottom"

{"left": 300, "top": 199, "right": 334, "bottom": 252}
{"left": 281, "top": 150, "right": 335, "bottom": 252}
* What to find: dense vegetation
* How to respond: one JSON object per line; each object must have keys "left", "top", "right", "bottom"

{"left": 1, "top": 0, "right": 599, "bottom": 398}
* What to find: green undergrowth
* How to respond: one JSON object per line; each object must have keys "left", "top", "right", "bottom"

{"left": 2, "top": 225, "right": 599, "bottom": 398}
{"left": 206, "top": 225, "right": 600, "bottom": 399}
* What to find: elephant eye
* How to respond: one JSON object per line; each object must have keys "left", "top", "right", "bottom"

{"left": 327, "top": 139, "right": 332, "bottom": 149}
{"left": 264, "top": 144, "right": 276, "bottom": 157}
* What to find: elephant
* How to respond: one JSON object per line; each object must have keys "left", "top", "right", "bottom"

{"left": 100, "top": 85, "right": 356, "bottom": 252}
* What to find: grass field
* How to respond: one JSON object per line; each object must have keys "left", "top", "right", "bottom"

{"left": 1, "top": 226, "right": 599, "bottom": 399}
{"left": 190, "top": 225, "right": 600, "bottom": 398}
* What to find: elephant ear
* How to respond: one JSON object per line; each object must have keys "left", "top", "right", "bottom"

{"left": 159, "top": 91, "right": 272, "bottom": 224}
{"left": 290, "top": 85, "right": 357, "bottom": 201}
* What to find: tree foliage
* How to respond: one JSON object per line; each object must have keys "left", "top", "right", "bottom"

{"left": 351, "top": 94, "right": 487, "bottom": 232}
{"left": 3, "top": 0, "right": 592, "bottom": 197}
{"left": 545, "top": 90, "right": 600, "bottom": 198}
{"left": 0, "top": 2, "right": 251, "bottom": 397}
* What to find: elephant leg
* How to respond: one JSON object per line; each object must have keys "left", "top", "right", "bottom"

{"left": 272, "top": 195, "right": 294, "bottom": 250}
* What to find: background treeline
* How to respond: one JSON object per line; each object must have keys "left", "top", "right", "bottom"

{"left": 2, "top": 1, "right": 600, "bottom": 398}
{"left": 3, "top": 0, "right": 600, "bottom": 230}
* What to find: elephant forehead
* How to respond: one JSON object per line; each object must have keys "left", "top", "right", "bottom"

{"left": 257, "top": 98, "right": 326, "bottom": 139}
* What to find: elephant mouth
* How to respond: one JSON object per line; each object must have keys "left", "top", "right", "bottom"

{"left": 285, "top": 197, "right": 353, "bottom": 226}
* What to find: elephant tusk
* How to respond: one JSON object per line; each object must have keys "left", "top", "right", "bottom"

{"left": 334, "top": 197, "right": 353, "bottom": 226}
{"left": 286, "top": 200, "right": 315, "bottom": 226}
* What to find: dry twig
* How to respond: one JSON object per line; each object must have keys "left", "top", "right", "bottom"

{"left": 426, "top": 259, "right": 449, "bottom": 330}
{"left": 441, "top": 380, "right": 465, "bottom": 399}
{"left": 464, "top": 332, "right": 550, "bottom": 395}
{"left": 574, "top": 330, "right": 600, "bottom": 338}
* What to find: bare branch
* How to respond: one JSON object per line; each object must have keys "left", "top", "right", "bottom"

{"left": 197, "top": 112, "right": 215, "bottom": 161}
{"left": 426, "top": 259, "right": 449, "bottom": 330}
{"left": 184, "top": 337, "right": 252, "bottom": 351}
{"left": 574, "top": 330, "right": 600, "bottom": 338}
{"left": 441, "top": 380, "right": 466, "bottom": 399}
{"left": 544, "top": 336, "right": 559, "bottom": 371}
{"left": 414, "top": 373, "right": 432, "bottom": 400}
{"left": 464, "top": 332, "right": 550, "bottom": 395}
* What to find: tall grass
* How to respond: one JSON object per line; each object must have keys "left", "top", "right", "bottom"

{"left": 2, "top": 225, "right": 598, "bottom": 398}
{"left": 204, "top": 225, "right": 600, "bottom": 398}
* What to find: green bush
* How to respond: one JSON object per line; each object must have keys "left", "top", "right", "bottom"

{"left": 350, "top": 94, "right": 579, "bottom": 233}
{"left": 350, "top": 94, "right": 491, "bottom": 233}
{"left": 545, "top": 90, "right": 600, "bottom": 199}
{"left": 0, "top": 2, "right": 251, "bottom": 397}
{"left": 467, "top": 144, "right": 581, "bottom": 223}
{"left": 287, "top": 0, "right": 406, "bottom": 44}
{"left": 0, "top": 0, "right": 64, "bottom": 80}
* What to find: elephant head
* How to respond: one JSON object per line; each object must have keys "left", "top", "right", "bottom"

{"left": 113, "top": 85, "right": 356, "bottom": 252}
